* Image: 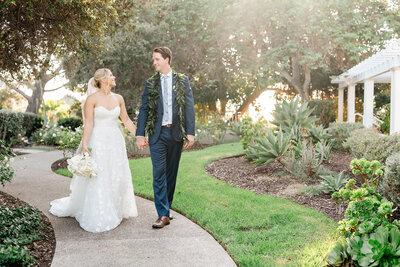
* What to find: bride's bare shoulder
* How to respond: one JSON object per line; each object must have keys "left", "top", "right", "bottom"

{"left": 112, "top": 93, "right": 124, "bottom": 102}
{"left": 85, "top": 93, "right": 100, "bottom": 105}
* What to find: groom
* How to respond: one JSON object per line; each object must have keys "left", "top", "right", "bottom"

{"left": 136, "top": 47, "right": 195, "bottom": 228}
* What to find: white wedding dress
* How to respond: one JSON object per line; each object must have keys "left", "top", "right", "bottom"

{"left": 50, "top": 106, "right": 138, "bottom": 233}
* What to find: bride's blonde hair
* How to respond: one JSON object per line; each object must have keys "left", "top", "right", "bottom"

{"left": 93, "top": 68, "right": 111, "bottom": 88}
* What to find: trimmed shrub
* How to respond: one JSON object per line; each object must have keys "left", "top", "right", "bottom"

{"left": 380, "top": 152, "right": 400, "bottom": 208}
{"left": 345, "top": 128, "right": 400, "bottom": 163}
{"left": 0, "top": 110, "right": 23, "bottom": 145}
{"left": 22, "top": 112, "right": 43, "bottom": 138}
{"left": 327, "top": 122, "right": 364, "bottom": 151}
{"left": 57, "top": 117, "right": 82, "bottom": 131}
{"left": 0, "top": 110, "right": 43, "bottom": 145}
{"left": 308, "top": 99, "right": 336, "bottom": 127}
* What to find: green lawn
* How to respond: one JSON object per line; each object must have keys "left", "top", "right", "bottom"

{"left": 55, "top": 168, "right": 73, "bottom": 178}
{"left": 130, "top": 142, "right": 338, "bottom": 266}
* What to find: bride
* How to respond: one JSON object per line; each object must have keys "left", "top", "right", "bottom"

{"left": 50, "top": 68, "right": 139, "bottom": 233}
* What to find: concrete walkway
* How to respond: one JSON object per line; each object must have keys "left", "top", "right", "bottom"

{"left": 2, "top": 150, "right": 236, "bottom": 267}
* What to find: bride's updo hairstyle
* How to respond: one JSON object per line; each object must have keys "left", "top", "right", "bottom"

{"left": 93, "top": 68, "right": 111, "bottom": 88}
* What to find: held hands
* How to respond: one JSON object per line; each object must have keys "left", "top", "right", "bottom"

{"left": 136, "top": 136, "right": 149, "bottom": 149}
{"left": 184, "top": 135, "right": 195, "bottom": 150}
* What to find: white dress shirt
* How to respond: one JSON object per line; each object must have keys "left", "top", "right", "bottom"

{"left": 161, "top": 70, "right": 173, "bottom": 125}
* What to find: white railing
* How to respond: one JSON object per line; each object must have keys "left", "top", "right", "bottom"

{"left": 355, "top": 113, "right": 383, "bottom": 127}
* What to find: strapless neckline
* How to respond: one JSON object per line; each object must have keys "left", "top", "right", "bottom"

{"left": 94, "top": 105, "right": 120, "bottom": 112}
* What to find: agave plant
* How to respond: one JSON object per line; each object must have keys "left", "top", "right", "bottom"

{"left": 319, "top": 171, "right": 349, "bottom": 194}
{"left": 271, "top": 99, "right": 318, "bottom": 134}
{"left": 308, "top": 124, "right": 331, "bottom": 143}
{"left": 245, "top": 130, "right": 291, "bottom": 166}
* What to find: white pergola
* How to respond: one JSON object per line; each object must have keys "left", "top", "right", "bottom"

{"left": 332, "top": 39, "right": 400, "bottom": 135}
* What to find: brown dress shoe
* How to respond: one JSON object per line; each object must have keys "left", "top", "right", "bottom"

{"left": 152, "top": 216, "right": 170, "bottom": 228}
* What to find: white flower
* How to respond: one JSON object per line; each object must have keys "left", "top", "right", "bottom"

{"left": 4, "top": 156, "right": 8, "bottom": 161}
{"left": 70, "top": 138, "right": 74, "bottom": 142}
{"left": 208, "top": 120, "right": 211, "bottom": 124}
{"left": 39, "top": 133, "right": 42, "bottom": 136}
{"left": 52, "top": 133, "right": 56, "bottom": 137}
{"left": 67, "top": 153, "right": 98, "bottom": 178}
{"left": 59, "top": 140, "right": 63, "bottom": 144}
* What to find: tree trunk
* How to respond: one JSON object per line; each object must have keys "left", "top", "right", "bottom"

{"left": 219, "top": 99, "right": 227, "bottom": 115}
{"left": 234, "top": 89, "right": 265, "bottom": 119}
{"left": 208, "top": 101, "right": 217, "bottom": 112}
{"left": 275, "top": 55, "right": 311, "bottom": 100}
{"left": 25, "top": 81, "right": 44, "bottom": 113}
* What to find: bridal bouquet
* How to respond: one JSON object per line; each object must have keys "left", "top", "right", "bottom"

{"left": 67, "top": 153, "right": 98, "bottom": 178}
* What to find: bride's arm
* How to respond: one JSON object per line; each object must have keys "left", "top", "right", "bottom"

{"left": 118, "top": 95, "right": 137, "bottom": 135}
{"left": 82, "top": 96, "right": 95, "bottom": 155}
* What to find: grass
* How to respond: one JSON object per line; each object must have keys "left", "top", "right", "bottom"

{"left": 130, "top": 142, "right": 338, "bottom": 266}
{"left": 55, "top": 168, "right": 73, "bottom": 178}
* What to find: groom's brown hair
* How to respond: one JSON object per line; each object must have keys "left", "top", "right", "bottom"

{"left": 153, "top": 47, "right": 172, "bottom": 65}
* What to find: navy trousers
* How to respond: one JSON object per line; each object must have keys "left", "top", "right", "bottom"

{"left": 149, "top": 126, "right": 183, "bottom": 217}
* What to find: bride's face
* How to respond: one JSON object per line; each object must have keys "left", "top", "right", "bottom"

{"left": 101, "top": 72, "right": 116, "bottom": 88}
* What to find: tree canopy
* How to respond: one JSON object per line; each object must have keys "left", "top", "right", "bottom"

{"left": 0, "top": 0, "right": 117, "bottom": 79}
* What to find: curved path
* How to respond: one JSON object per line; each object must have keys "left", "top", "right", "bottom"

{"left": 3, "top": 150, "right": 236, "bottom": 267}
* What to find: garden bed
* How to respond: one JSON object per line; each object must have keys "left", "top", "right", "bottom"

{"left": 0, "top": 190, "right": 56, "bottom": 267}
{"left": 205, "top": 151, "right": 355, "bottom": 222}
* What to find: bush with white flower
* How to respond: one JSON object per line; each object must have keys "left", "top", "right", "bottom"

{"left": 57, "top": 126, "right": 83, "bottom": 158}
{"left": 31, "top": 123, "right": 64, "bottom": 145}
{"left": 0, "top": 140, "right": 16, "bottom": 187}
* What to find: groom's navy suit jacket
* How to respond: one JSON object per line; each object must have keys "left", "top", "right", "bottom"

{"left": 136, "top": 71, "right": 195, "bottom": 145}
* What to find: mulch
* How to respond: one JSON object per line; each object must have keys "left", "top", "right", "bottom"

{"left": 205, "top": 151, "right": 355, "bottom": 222}
{"left": 0, "top": 190, "right": 55, "bottom": 267}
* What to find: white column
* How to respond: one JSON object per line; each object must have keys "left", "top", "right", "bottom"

{"left": 338, "top": 87, "right": 344, "bottom": 122}
{"left": 347, "top": 84, "right": 356, "bottom": 123}
{"left": 363, "top": 79, "right": 374, "bottom": 128}
{"left": 390, "top": 67, "right": 400, "bottom": 135}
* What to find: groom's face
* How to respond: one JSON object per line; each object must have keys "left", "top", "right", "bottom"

{"left": 152, "top": 52, "right": 169, "bottom": 72}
